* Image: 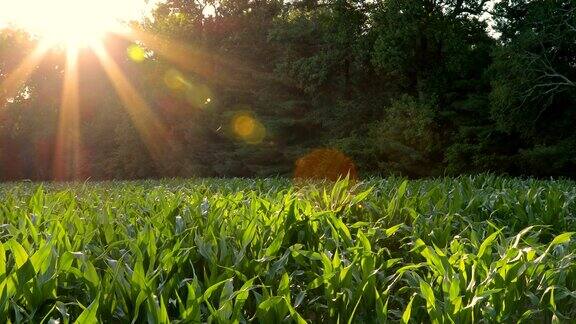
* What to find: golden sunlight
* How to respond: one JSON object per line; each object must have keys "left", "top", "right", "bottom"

{"left": 0, "top": 0, "right": 153, "bottom": 48}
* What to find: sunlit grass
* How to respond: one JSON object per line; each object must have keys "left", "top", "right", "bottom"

{"left": 0, "top": 175, "right": 574, "bottom": 322}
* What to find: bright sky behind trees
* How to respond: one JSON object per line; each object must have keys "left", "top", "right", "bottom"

{"left": 0, "top": 0, "right": 158, "bottom": 48}
{"left": 0, "top": 0, "right": 155, "bottom": 35}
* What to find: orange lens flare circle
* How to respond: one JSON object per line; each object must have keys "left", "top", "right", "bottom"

{"left": 231, "top": 112, "right": 266, "bottom": 145}
{"left": 294, "top": 149, "right": 357, "bottom": 181}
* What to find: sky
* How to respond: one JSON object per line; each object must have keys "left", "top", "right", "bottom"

{"left": 0, "top": 0, "right": 158, "bottom": 31}
{"left": 0, "top": 0, "right": 495, "bottom": 40}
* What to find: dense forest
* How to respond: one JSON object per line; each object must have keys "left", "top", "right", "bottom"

{"left": 0, "top": 0, "right": 574, "bottom": 180}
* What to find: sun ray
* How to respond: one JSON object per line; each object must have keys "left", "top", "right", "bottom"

{"left": 0, "top": 41, "right": 50, "bottom": 106}
{"left": 53, "top": 47, "right": 83, "bottom": 181}
{"left": 121, "top": 28, "right": 270, "bottom": 86}
{"left": 92, "top": 43, "right": 175, "bottom": 169}
{"left": 123, "top": 28, "right": 217, "bottom": 80}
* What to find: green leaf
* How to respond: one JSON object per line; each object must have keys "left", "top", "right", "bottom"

{"left": 385, "top": 224, "right": 402, "bottom": 237}
{"left": 401, "top": 294, "right": 416, "bottom": 324}
{"left": 30, "top": 242, "right": 53, "bottom": 273}
{"left": 75, "top": 294, "right": 100, "bottom": 324}
{"left": 375, "top": 287, "right": 388, "bottom": 323}
{"left": 131, "top": 261, "right": 147, "bottom": 290}
{"left": 357, "top": 231, "right": 371, "bottom": 252}
{"left": 83, "top": 261, "right": 100, "bottom": 292}
{"left": 549, "top": 232, "right": 574, "bottom": 246}
{"left": 397, "top": 180, "right": 408, "bottom": 200}
{"left": 257, "top": 296, "right": 283, "bottom": 312}
{"left": 0, "top": 243, "right": 5, "bottom": 277}
{"left": 477, "top": 230, "right": 501, "bottom": 259}
{"left": 234, "top": 278, "right": 255, "bottom": 310}
{"left": 203, "top": 278, "right": 232, "bottom": 302}
{"left": 7, "top": 240, "right": 29, "bottom": 268}
{"left": 350, "top": 187, "right": 373, "bottom": 205}
{"left": 419, "top": 280, "right": 436, "bottom": 311}
{"left": 278, "top": 273, "right": 290, "bottom": 299}
{"left": 265, "top": 231, "right": 285, "bottom": 257}
{"left": 158, "top": 296, "right": 170, "bottom": 323}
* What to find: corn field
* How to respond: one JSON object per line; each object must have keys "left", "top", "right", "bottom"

{"left": 0, "top": 175, "right": 575, "bottom": 323}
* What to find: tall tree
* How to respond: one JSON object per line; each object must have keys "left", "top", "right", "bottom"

{"left": 489, "top": 0, "right": 576, "bottom": 176}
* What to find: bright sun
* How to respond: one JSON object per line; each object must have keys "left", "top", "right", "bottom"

{"left": 0, "top": 0, "right": 204, "bottom": 180}
{"left": 0, "top": 0, "right": 153, "bottom": 48}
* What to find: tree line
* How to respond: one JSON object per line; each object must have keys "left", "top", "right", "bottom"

{"left": 0, "top": 0, "right": 574, "bottom": 180}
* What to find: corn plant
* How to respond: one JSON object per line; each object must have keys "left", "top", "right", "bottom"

{"left": 0, "top": 175, "right": 574, "bottom": 322}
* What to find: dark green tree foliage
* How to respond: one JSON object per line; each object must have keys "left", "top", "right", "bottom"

{"left": 334, "top": 0, "right": 494, "bottom": 176}
{"left": 0, "top": 0, "right": 574, "bottom": 180}
{"left": 489, "top": 0, "right": 576, "bottom": 176}
{"left": 0, "top": 32, "right": 61, "bottom": 180}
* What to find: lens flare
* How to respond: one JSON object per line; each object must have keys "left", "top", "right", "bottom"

{"left": 127, "top": 44, "right": 147, "bottom": 62}
{"left": 294, "top": 149, "right": 357, "bottom": 181}
{"left": 164, "top": 69, "right": 189, "bottom": 90}
{"left": 232, "top": 112, "right": 266, "bottom": 145}
{"left": 53, "top": 47, "right": 83, "bottom": 180}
